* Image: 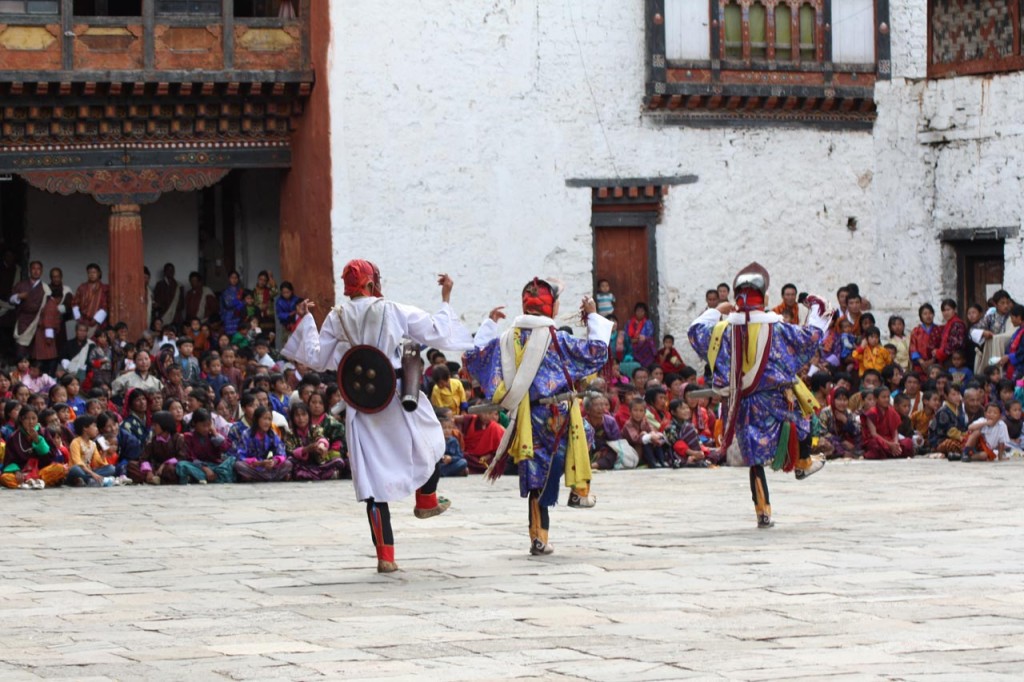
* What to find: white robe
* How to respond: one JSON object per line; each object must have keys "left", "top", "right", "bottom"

{"left": 282, "top": 297, "right": 476, "bottom": 502}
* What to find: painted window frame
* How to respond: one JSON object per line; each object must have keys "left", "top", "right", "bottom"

{"left": 646, "top": 0, "right": 891, "bottom": 128}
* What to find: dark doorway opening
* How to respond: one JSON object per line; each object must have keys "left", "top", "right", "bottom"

{"left": 950, "top": 239, "right": 1004, "bottom": 310}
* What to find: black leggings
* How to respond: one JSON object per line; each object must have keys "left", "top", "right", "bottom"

{"left": 364, "top": 461, "right": 442, "bottom": 551}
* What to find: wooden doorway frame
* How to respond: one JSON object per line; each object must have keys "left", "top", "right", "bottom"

{"left": 948, "top": 238, "right": 1004, "bottom": 312}
{"left": 592, "top": 211, "right": 660, "bottom": 340}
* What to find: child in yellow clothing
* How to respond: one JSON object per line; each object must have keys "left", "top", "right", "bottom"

{"left": 429, "top": 364, "right": 467, "bottom": 415}
{"left": 66, "top": 415, "right": 116, "bottom": 487}
{"left": 853, "top": 326, "right": 892, "bottom": 377}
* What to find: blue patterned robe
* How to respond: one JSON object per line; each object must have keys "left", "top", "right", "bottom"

{"left": 688, "top": 313, "right": 822, "bottom": 467}
{"left": 464, "top": 324, "right": 608, "bottom": 505}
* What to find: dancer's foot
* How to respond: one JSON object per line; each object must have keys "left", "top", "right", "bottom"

{"left": 794, "top": 458, "right": 825, "bottom": 480}
{"left": 377, "top": 560, "right": 400, "bottom": 573}
{"left": 567, "top": 492, "right": 596, "bottom": 508}
{"left": 414, "top": 496, "right": 451, "bottom": 519}
{"left": 530, "top": 539, "right": 554, "bottom": 556}
{"left": 757, "top": 514, "right": 774, "bottom": 529}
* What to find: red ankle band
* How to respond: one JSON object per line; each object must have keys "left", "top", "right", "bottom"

{"left": 415, "top": 492, "right": 438, "bottom": 510}
{"left": 377, "top": 544, "right": 395, "bottom": 562}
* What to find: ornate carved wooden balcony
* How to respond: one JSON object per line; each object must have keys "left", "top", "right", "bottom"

{"left": 0, "top": 0, "right": 311, "bottom": 83}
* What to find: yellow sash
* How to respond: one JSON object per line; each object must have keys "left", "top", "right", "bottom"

{"left": 493, "top": 330, "right": 592, "bottom": 489}
{"left": 707, "top": 320, "right": 729, "bottom": 372}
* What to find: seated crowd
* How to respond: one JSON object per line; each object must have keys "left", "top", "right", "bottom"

{"left": 2, "top": 267, "right": 1023, "bottom": 490}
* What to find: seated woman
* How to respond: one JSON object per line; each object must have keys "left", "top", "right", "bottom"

{"left": 233, "top": 406, "right": 292, "bottom": 482}
{"left": 285, "top": 401, "right": 347, "bottom": 481}
{"left": 0, "top": 406, "right": 66, "bottom": 489}
{"left": 627, "top": 303, "right": 656, "bottom": 369}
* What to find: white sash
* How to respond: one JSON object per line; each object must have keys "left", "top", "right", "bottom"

{"left": 160, "top": 281, "right": 181, "bottom": 326}
{"left": 491, "top": 315, "right": 555, "bottom": 459}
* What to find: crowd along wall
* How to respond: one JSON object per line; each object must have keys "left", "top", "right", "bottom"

{"left": 326, "top": 0, "right": 1024, "bottom": 359}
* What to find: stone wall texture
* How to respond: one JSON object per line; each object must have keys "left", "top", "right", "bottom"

{"left": 327, "top": 0, "right": 1024, "bottom": 361}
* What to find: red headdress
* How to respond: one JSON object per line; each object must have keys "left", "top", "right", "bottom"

{"left": 341, "top": 259, "right": 382, "bottom": 298}
{"left": 733, "top": 261, "right": 769, "bottom": 312}
{"left": 521, "top": 277, "right": 560, "bottom": 317}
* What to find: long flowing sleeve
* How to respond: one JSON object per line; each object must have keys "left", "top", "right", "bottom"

{"left": 282, "top": 311, "right": 347, "bottom": 373}
{"left": 687, "top": 308, "right": 722, "bottom": 360}
{"left": 393, "top": 302, "right": 476, "bottom": 352}
{"left": 463, "top": 338, "right": 503, "bottom": 400}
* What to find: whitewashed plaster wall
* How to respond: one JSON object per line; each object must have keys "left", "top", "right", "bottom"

{"left": 327, "top": 0, "right": 1022, "bottom": 357}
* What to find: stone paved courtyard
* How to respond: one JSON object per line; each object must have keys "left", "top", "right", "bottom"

{"left": 3, "top": 458, "right": 1024, "bottom": 681}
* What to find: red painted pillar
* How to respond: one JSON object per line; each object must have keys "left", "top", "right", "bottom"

{"left": 108, "top": 203, "right": 147, "bottom": 338}
{"left": 280, "top": 0, "right": 334, "bottom": 324}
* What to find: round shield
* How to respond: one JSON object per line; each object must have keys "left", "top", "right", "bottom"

{"left": 337, "top": 345, "right": 397, "bottom": 414}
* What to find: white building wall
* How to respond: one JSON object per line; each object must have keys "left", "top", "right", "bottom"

{"left": 327, "top": 0, "right": 1024, "bottom": 357}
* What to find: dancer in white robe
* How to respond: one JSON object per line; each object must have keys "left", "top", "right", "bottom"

{"left": 283, "top": 259, "right": 477, "bottom": 573}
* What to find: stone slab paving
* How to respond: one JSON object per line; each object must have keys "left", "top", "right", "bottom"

{"left": 3, "top": 458, "right": 1024, "bottom": 681}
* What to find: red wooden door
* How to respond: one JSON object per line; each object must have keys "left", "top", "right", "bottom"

{"left": 594, "top": 226, "right": 649, "bottom": 324}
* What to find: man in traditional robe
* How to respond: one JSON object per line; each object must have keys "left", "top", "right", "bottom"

{"left": 11, "top": 261, "right": 59, "bottom": 365}
{"left": 283, "top": 259, "right": 477, "bottom": 573}
{"left": 73, "top": 263, "right": 109, "bottom": 334}
{"left": 48, "top": 267, "right": 75, "bottom": 354}
{"left": 153, "top": 263, "right": 184, "bottom": 329}
{"left": 184, "top": 271, "right": 219, "bottom": 325}
{"left": 463, "top": 278, "right": 612, "bottom": 556}
{"left": 688, "top": 262, "right": 828, "bottom": 529}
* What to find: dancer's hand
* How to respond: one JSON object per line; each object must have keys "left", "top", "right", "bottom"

{"left": 438, "top": 274, "right": 454, "bottom": 303}
{"left": 716, "top": 301, "right": 735, "bottom": 315}
{"left": 581, "top": 296, "right": 597, "bottom": 316}
{"left": 488, "top": 306, "right": 506, "bottom": 323}
{"left": 296, "top": 299, "right": 315, "bottom": 317}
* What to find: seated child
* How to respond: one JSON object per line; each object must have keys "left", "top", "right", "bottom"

{"left": 438, "top": 412, "right": 469, "bottom": 477}
{"left": 816, "top": 388, "right": 861, "bottom": 458}
{"left": 429, "top": 364, "right": 467, "bottom": 416}
{"left": 963, "top": 402, "right": 1016, "bottom": 461}
{"left": 1004, "top": 400, "right": 1024, "bottom": 450}
{"left": 457, "top": 404, "right": 504, "bottom": 474}
{"left": 644, "top": 385, "right": 671, "bottom": 432}
{"left": 613, "top": 384, "right": 640, "bottom": 429}
{"left": 683, "top": 384, "right": 715, "bottom": 444}
{"left": 852, "top": 326, "right": 892, "bottom": 377}
{"left": 179, "top": 408, "right": 235, "bottom": 484}
{"left": 657, "top": 334, "right": 686, "bottom": 374}
{"left": 948, "top": 350, "right": 973, "bottom": 387}
{"left": 129, "top": 410, "right": 185, "bottom": 485}
{"left": 67, "top": 415, "right": 116, "bottom": 487}
{"left": 622, "top": 398, "right": 670, "bottom": 468}
{"left": 929, "top": 384, "right": 968, "bottom": 457}
{"left": 665, "top": 399, "right": 721, "bottom": 467}
{"left": 862, "top": 388, "right": 913, "bottom": 459}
